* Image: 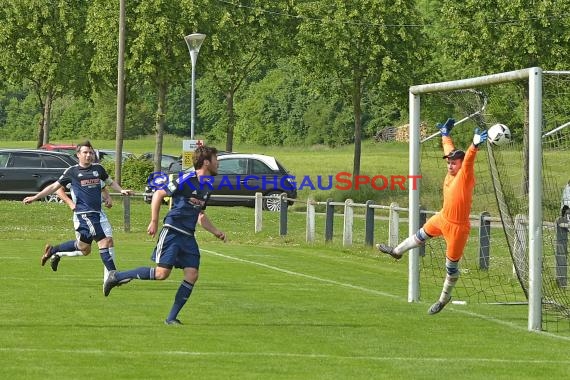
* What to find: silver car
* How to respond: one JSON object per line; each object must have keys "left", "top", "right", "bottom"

{"left": 144, "top": 153, "right": 297, "bottom": 211}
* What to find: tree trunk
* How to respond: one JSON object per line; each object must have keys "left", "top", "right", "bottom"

{"left": 114, "top": 0, "right": 127, "bottom": 184}
{"left": 40, "top": 92, "right": 53, "bottom": 147}
{"left": 225, "top": 91, "right": 235, "bottom": 152}
{"left": 155, "top": 84, "right": 167, "bottom": 173}
{"left": 352, "top": 79, "right": 362, "bottom": 177}
{"left": 36, "top": 118, "right": 43, "bottom": 149}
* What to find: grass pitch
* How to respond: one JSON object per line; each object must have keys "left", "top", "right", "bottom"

{"left": 1, "top": 200, "right": 569, "bottom": 379}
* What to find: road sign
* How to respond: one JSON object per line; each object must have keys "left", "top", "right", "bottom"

{"left": 182, "top": 139, "right": 204, "bottom": 169}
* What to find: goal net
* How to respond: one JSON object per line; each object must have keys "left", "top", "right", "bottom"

{"left": 409, "top": 68, "right": 570, "bottom": 332}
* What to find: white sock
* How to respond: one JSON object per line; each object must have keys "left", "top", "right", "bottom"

{"left": 56, "top": 251, "right": 85, "bottom": 257}
{"left": 439, "top": 274, "right": 458, "bottom": 303}
{"left": 393, "top": 235, "right": 421, "bottom": 255}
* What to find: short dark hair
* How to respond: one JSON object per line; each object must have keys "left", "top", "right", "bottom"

{"left": 76, "top": 140, "right": 95, "bottom": 153}
{"left": 193, "top": 146, "right": 218, "bottom": 169}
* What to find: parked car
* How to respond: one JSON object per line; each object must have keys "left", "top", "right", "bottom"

{"left": 96, "top": 149, "right": 135, "bottom": 163}
{"left": 0, "top": 149, "right": 77, "bottom": 201}
{"left": 166, "top": 150, "right": 232, "bottom": 173}
{"left": 144, "top": 153, "right": 297, "bottom": 211}
{"left": 40, "top": 143, "right": 78, "bottom": 157}
{"left": 140, "top": 152, "right": 180, "bottom": 172}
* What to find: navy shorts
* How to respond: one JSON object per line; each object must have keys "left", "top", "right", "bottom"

{"left": 151, "top": 227, "right": 200, "bottom": 269}
{"left": 74, "top": 212, "right": 111, "bottom": 244}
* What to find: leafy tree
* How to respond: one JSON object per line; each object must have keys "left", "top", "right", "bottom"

{"left": 197, "top": 0, "right": 299, "bottom": 152}
{"left": 439, "top": 0, "right": 570, "bottom": 192}
{"left": 127, "top": 0, "right": 198, "bottom": 172}
{"left": 1, "top": 92, "right": 41, "bottom": 140}
{"left": 87, "top": 0, "right": 198, "bottom": 174}
{"left": 234, "top": 61, "right": 313, "bottom": 146}
{"left": 164, "top": 83, "right": 192, "bottom": 137}
{"left": 295, "top": 0, "right": 427, "bottom": 176}
{"left": 0, "top": 84, "right": 32, "bottom": 139}
{"left": 50, "top": 96, "right": 92, "bottom": 140}
{"left": 300, "top": 96, "right": 353, "bottom": 147}
{"left": 440, "top": 0, "right": 570, "bottom": 75}
{"left": 196, "top": 71, "right": 229, "bottom": 145}
{"left": 0, "top": 0, "right": 91, "bottom": 146}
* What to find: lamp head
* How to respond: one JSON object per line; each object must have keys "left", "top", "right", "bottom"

{"left": 184, "top": 33, "right": 206, "bottom": 54}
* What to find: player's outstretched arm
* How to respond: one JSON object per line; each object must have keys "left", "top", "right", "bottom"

{"left": 23, "top": 182, "right": 62, "bottom": 204}
{"left": 107, "top": 179, "right": 135, "bottom": 196}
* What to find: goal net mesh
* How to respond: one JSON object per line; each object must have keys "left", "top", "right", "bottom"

{"left": 417, "top": 74, "right": 570, "bottom": 330}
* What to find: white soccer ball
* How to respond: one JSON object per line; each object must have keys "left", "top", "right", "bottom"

{"left": 488, "top": 123, "right": 511, "bottom": 146}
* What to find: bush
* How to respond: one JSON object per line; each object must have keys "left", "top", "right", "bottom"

{"left": 100, "top": 157, "right": 154, "bottom": 191}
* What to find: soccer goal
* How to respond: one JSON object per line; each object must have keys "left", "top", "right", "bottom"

{"left": 408, "top": 68, "right": 570, "bottom": 332}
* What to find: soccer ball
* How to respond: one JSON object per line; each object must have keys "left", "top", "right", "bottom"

{"left": 487, "top": 123, "right": 511, "bottom": 146}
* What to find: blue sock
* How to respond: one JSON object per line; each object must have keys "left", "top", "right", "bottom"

{"left": 166, "top": 280, "right": 194, "bottom": 322}
{"left": 99, "top": 248, "right": 116, "bottom": 271}
{"left": 115, "top": 267, "right": 155, "bottom": 282}
{"left": 52, "top": 240, "right": 77, "bottom": 254}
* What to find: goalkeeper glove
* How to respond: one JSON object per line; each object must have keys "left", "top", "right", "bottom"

{"left": 473, "top": 128, "right": 488, "bottom": 147}
{"left": 436, "top": 118, "right": 455, "bottom": 137}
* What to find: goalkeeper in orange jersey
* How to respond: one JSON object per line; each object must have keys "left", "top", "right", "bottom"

{"left": 376, "top": 118, "right": 488, "bottom": 315}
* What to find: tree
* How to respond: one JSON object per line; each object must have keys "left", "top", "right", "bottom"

{"left": 197, "top": 1, "right": 298, "bottom": 152}
{"left": 1, "top": 89, "right": 41, "bottom": 140}
{"left": 130, "top": 0, "right": 200, "bottom": 172}
{"left": 439, "top": 0, "right": 570, "bottom": 192}
{"left": 439, "top": 0, "right": 570, "bottom": 75}
{"left": 234, "top": 60, "right": 313, "bottom": 146}
{"left": 295, "top": 0, "right": 427, "bottom": 176}
{"left": 88, "top": 0, "right": 198, "bottom": 174}
{"left": 0, "top": 0, "right": 90, "bottom": 147}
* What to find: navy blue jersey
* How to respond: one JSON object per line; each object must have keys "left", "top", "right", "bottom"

{"left": 58, "top": 164, "right": 110, "bottom": 214}
{"left": 163, "top": 171, "right": 211, "bottom": 235}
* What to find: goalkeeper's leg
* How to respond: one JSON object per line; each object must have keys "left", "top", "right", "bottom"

{"left": 428, "top": 258, "right": 460, "bottom": 315}
{"left": 376, "top": 227, "right": 432, "bottom": 259}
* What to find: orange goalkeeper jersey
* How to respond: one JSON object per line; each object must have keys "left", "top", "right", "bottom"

{"left": 440, "top": 136, "right": 477, "bottom": 224}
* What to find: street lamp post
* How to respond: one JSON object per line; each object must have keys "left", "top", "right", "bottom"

{"left": 184, "top": 33, "right": 206, "bottom": 139}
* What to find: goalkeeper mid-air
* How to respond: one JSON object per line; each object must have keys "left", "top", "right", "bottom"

{"left": 376, "top": 118, "right": 488, "bottom": 314}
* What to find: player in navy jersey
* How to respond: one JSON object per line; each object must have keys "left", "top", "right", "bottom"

{"left": 103, "top": 145, "right": 227, "bottom": 325}
{"left": 49, "top": 183, "right": 115, "bottom": 283}
{"left": 23, "top": 141, "right": 134, "bottom": 284}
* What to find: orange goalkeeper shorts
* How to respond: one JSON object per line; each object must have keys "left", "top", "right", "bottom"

{"left": 423, "top": 213, "right": 470, "bottom": 262}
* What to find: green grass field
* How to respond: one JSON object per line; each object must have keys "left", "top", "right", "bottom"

{"left": 1, "top": 199, "right": 569, "bottom": 379}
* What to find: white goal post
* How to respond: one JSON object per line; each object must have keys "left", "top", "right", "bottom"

{"left": 408, "top": 67, "right": 543, "bottom": 331}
